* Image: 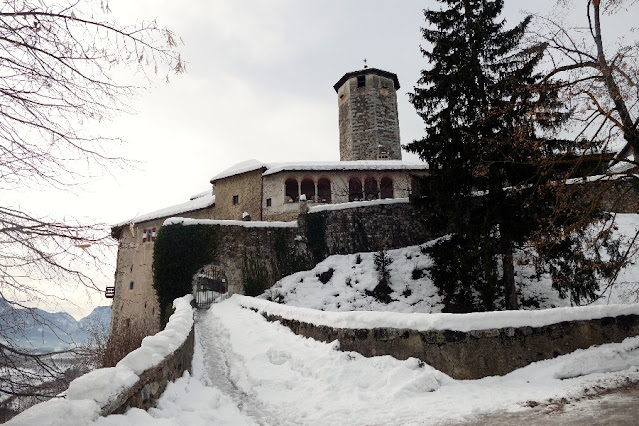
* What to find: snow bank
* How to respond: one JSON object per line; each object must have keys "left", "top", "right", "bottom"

{"left": 164, "top": 217, "right": 297, "bottom": 228}
{"left": 117, "top": 296, "right": 194, "bottom": 375}
{"left": 8, "top": 296, "right": 194, "bottom": 425}
{"left": 235, "top": 295, "right": 639, "bottom": 332}
{"left": 555, "top": 336, "right": 639, "bottom": 379}
{"left": 7, "top": 398, "right": 101, "bottom": 426}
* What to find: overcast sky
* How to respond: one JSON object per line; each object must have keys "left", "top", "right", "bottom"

{"left": 17, "top": 0, "right": 633, "bottom": 318}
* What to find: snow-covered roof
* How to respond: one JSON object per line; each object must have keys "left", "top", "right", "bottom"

{"left": 262, "top": 160, "right": 429, "bottom": 176}
{"left": 211, "top": 159, "right": 429, "bottom": 182}
{"left": 210, "top": 159, "right": 267, "bottom": 183}
{"left": 113, "top": 190, "right": 215, "bottom": 228}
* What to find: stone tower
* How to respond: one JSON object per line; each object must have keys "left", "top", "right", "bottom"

{"left": 333, "top": 68, "right": 402, "bottom": 161}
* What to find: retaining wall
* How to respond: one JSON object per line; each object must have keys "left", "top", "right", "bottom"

{"left": 236, "top": 296, "right": 639, "bottom": 380}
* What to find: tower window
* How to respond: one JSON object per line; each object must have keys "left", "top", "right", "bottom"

{"left": 232, "top": 195, "right": 239, "bottom": 205}
{"left": 129, "top": 281, "right": 134, "bottom": 290}
{"left": 357, "top": 75, "right": 365, "bottom": 88}
{"left": 266, "top": 198, "right": 272, "bottom": 207}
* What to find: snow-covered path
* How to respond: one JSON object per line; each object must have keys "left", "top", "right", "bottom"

{"left": 95, "top": 297, "right": 639, "bottom": 425}
{"left": 194, "top": 308, "right": 277, "bottom": 425}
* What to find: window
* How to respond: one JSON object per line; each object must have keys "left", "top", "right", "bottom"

{"left": 364, "top": 177, "right": 379, "bottom": 200}
{"left": 357, "top": 75, "right": 365, "bottom": 88}
{"left": 232, "top": 195, "right": 239, "bottom": 205}
{"left": 301, "top": 178, "right": 315, "bottom": 202}
{"left": 349, "top": 177, "right": 363, "bottom": 202}
{"left": 285, "top": 178, "right": 299, "bottom": 202}
{"left": 317, "top": 178, "right": 331, "bottom": 203}
{"left": 142, "top": 227, "right": 156, "bottom": 243}
{"left": 266, "top": 198, "right": 272, "bottom": 207}
{"left": 129, "top": 281, "right": 134, "bottom": 290}
{"left": 380, "top": 177, "right": 394, "bottom": 199}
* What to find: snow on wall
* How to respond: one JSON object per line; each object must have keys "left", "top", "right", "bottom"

{"left": 234, "top": 295, "right": 639, "bottom": 332}
{"left": 8, "top": 296, "right": 194, "bottom": 426}
{"left": 164, "top": 217, "right": 298, "bottom": 228}
{"left": 308, "top": 197, "right": 410, "bottom": 213}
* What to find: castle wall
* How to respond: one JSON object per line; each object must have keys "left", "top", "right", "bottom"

{"left": 213, "top": 169, "right": 263, "bottom": 220}
{"left": 109, "top": 207, "right": 214, "bottom": 339}
{"left": 300, "top": 199, "right": 437, "bottom": 259}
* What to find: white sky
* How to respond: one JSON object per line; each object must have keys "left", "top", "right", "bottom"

{"left": 14, "top": 0, "right": 634, "bottom": 318}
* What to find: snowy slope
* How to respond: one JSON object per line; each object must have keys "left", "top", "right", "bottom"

{"left": 261, "top": 213, "right": 639, "bottom": 312}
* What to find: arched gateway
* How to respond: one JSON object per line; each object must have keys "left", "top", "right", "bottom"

{"left": 192, "top": 263, "right": 228, "bottom": 309}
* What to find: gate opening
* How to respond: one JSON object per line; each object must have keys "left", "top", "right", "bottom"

{"left": 193, "top": 264, "right": 228, "bottom": 309}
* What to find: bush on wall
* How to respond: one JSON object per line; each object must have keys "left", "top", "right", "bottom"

{"left": 153, "top": 224, "right": 219, "bottom": 326}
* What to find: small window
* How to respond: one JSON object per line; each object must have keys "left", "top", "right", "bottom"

{"left": 232, "top": 195, "right": 239, "bottom": 205}
{"left": 129, "top": 281, "right": 134, "bottom": 290}
{"left": 266, "top": 198, "right": 272, "bottom": 207}
{"left": 357, "top": 75, "right": 365, "bottom": 88}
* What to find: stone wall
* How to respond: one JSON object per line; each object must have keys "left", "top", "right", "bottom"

{"left": 103, "top": 326, "right": 194, "bottom": 415}
{"left": 337, "top": 72, "right": 401, "bottom": 161}
{"left": 300, "top": 199, "right": 438, "bottom": 261}
{"left": 214, "top": 169, "right": 264, "bottom": 221}
{"left": 585, "top": 177, "right": 639, "bottom": 213}
{"left": 110, "top": 206, "right": 215, "bottom": 340}
{"left": 255, "top": 309, "right": 639, "bottom": 380}
{"left": 164, "top": 218, "right": 304, "bottom": 297}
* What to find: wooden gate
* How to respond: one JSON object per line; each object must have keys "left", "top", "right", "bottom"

{"left": 194, "top": 264, "right": 227, "bottom": 309}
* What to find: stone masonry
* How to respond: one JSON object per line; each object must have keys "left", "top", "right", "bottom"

{"left": 335, "top": 68, "right": 402, "bottom": 161}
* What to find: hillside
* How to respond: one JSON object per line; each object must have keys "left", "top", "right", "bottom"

{"left": 261, "top": 213, "right": 639, "bottom": 312}
{"left": 0, "top": 301, "right": 111, "bottom": 353}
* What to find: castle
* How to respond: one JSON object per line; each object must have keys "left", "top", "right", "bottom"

{"left": 107, "top": 68, "right": 429, "bottom": 337}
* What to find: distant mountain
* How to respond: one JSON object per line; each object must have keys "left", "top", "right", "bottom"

{"left": 0, "top": 299, "right": 111, "bottom": 353}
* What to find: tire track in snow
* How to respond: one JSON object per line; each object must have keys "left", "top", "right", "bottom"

{"left": 194, "top": 308, "right": 280, "bottom": 426}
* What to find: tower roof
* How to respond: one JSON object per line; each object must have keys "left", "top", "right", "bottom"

{"left": 333, "top": 68, "right": 400, "bottom": 92}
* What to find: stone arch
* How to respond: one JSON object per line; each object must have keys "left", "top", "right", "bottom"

{"left": 285, "top": 177, "right": 299, "bottom": 202}
{"left": 364, "top": 176, "right": 379, "bottom": 200}
{"left": 192, "top": 262, "right": 228, "bottom": 309}
{"left": 349, "top": 177, "right": 363, "bottom": 202}
{"left": 300, "top": 177, "right": 315, "bottom": 202}
{"left": 380, "top": 176, "right": 394, "bottom": 199}
{"left": 317, "top": 177, "right": 331, "bottom": 203}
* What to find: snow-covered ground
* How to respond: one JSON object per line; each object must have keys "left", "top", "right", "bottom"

{"left": 93, "top": 297, "right": 639, "bottom": 425}
{"left": 261, "top": 213, "right": 639, "bottom": 312}
{"left": 83, "top": 213, "right": 639, "bottom": 424}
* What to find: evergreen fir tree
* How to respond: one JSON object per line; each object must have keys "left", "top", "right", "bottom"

{"left": 408, "top": 0, "right": 622, "bottom": 310}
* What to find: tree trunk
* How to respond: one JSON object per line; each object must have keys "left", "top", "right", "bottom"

{"left": 502, "top": 240, "right": 518, "bottom": 310}
{"left": 591, "top": 0, "right": 639, "bottom": 155}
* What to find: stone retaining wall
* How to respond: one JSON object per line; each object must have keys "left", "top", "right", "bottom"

{"left": 102, "top": 325, "right": 194, "bottom": 415}
{"left": 262, "top": 313, "right": 639, "bottom": 380}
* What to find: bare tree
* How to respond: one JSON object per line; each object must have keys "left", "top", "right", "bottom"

{"left": 533, "top": 0, "right": 638, "bottom": 169}
{"left": 0, "top": 0, "right": 182, "bottom": 414}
